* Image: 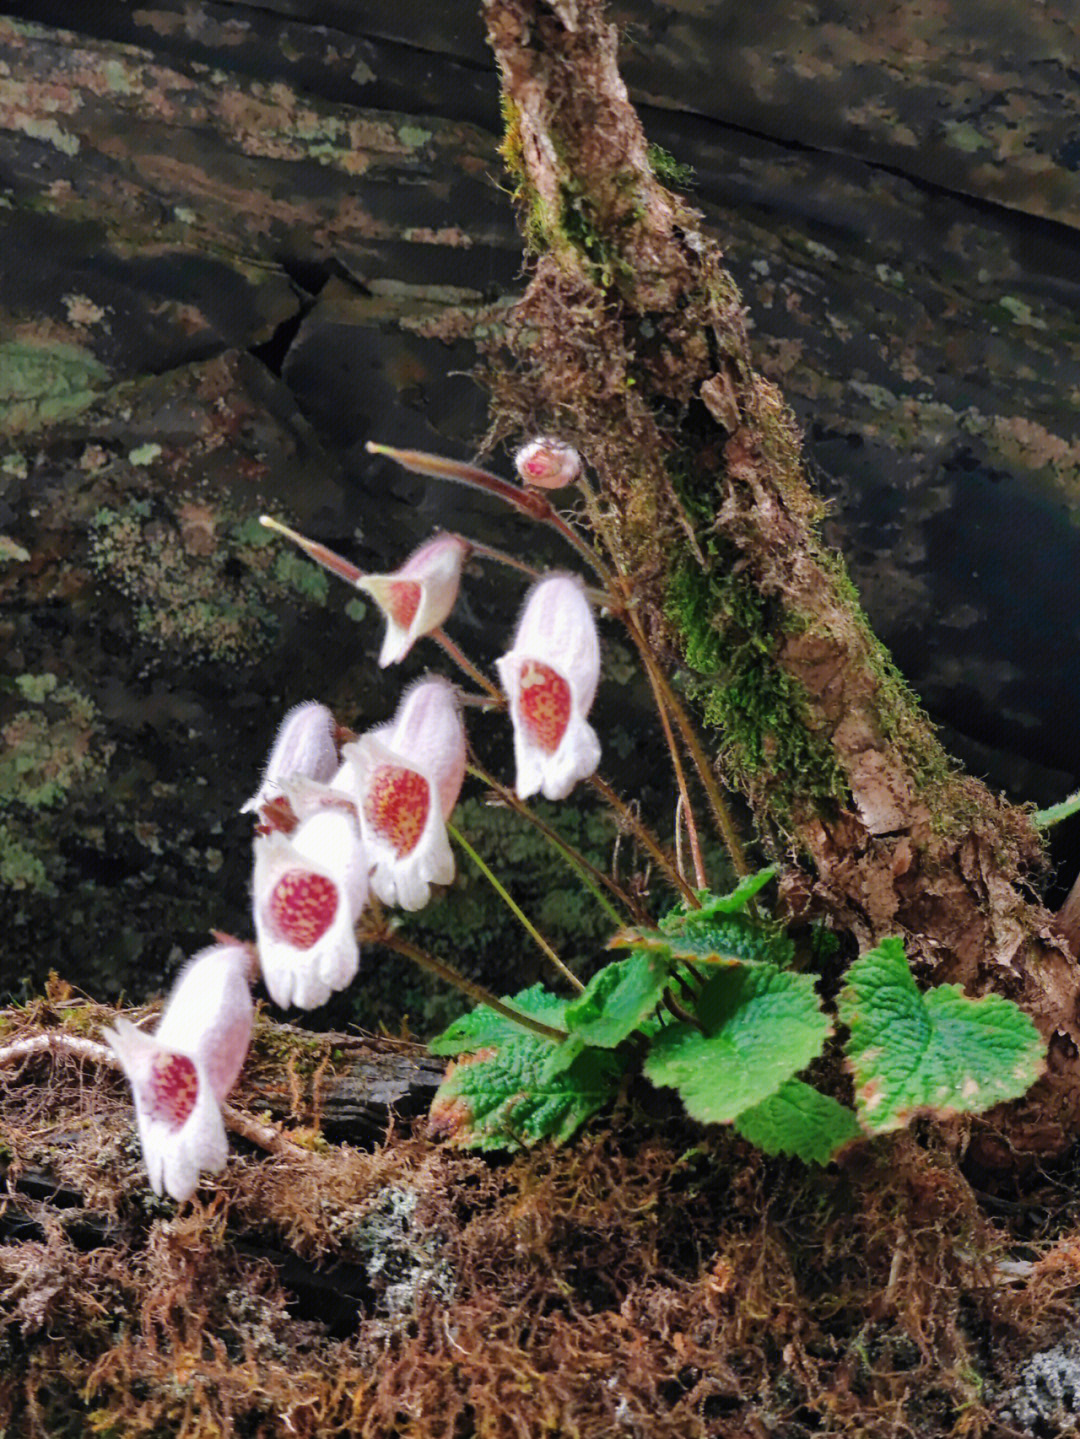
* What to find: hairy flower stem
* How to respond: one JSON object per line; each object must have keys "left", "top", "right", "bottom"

{"left": 625, "top": 618, "right": 752, "bottom": 880}
{"left": 572, "top": 477, "right": 751, "bottom": 882}
{"left": 467, "top": 537, "right": 613, "bottom": 609}
{"left": 588, "top": 775, "right": 701, "bottom": 908}
{"left": 431, "top": 628, "right": 505, "bottom": 705}
{"left": 467, "top": 761, "right": 646, "bottom": 927}
{"left": 366, "top": 443, "right": 614, "bottom": 586}
{"left": 648, "top": 661, "right": 708, "bottom": 889}
{"left": 372, "top": 929, "right": 569, "bottom": 1041}
{"left": 447, "top": 821, "right": 585, "bottom": 993}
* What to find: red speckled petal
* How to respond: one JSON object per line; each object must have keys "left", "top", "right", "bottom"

{"left": 145, "top": 1051, "right": 199, "bottom": 1132}
{"left": 518, "top": 660, "right": 571, "bottom": 754}
{"left": 386, "top": 580, "right": 422, "bottom": 629}
{"left": 268, "top": 870, "right": 339, "bottom": 949}
{"left": 364, "top": 764, "right": 430, "bottom": 857}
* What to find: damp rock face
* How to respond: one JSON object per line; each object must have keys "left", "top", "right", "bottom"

{"left": 4, "top": 0, "right": 1080, "bottom": 1009}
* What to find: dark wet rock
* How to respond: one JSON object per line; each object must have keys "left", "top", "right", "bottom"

{"left": 4, "top": 0, "right": 1080, "bottom": 1005}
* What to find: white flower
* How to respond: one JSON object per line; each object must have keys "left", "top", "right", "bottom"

{"left": 102, "top": 941, "right": 254, "bottom": 1203}
{"left": 253, "top": 809, "right": 368, "bottom": 1010}
{"left": 514, "top": 437, "right": 582, "bottom": 489}
{"left": 241, "top": 701, "right": 339, "bottom": 814}
{"left": 356, "top": 533, "right": 470, "bottom": 667}
{"left": 496, "top": 574, "right": 601, "bottom": 801}
{"left": 343, "top": 677, "right": 466, "bottom": 912}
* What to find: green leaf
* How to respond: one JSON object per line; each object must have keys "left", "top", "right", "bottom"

{"left": 838, "top": 938, "right": 1047, "bottom": 1133}
{"left": 611, "top": 914, "right": 793, "bottom": 967}
{"left": 429, "top": 1035, "right": 625, "bottom": 1151}
{"left": 735, "top": 1079, "right": 863, "bottom": 1164}
{"left": 428, "top": 984, "right": 566, "bottom": 1056}
{"left": 564, "top": 952, "right": 670, "bottom": 1047}
{"left": 643, "top": 966, "right": 830, "bottom": 1124}
{"left": 688, "top": 866, "right": 777, "bottom": 919}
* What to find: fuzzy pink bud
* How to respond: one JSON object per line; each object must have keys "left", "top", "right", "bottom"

{"left": 496, "top": 574, "right": 601, "bottom": 801}
{"left": 357, "top": 533, "right": 469, "bottom": 667}
{"left": 514, "top": 438, "right": 582, "bottom": 490}
{"left": 241, "top": 702, "right": 339, "bottom": 814}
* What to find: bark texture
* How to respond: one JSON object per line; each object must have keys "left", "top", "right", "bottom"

{"left": 480, "top": 0, "right": 1080, "bottom": 1157}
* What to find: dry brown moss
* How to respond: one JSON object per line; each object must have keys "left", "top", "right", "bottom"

{"left": 5, "top": 1000, "right": 1080, "bottom": 1436}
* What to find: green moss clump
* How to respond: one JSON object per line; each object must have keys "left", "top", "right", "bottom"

{"left": 666, "top": 557, "right": 846, "bottom": 820}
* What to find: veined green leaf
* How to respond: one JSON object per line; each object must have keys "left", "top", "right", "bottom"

{"left": 735, "top": 1079, "right": 862, "bottom": 1164}
{"left": 838, "top": 937, "right": 1046, "bottom": 1133}
{"left": 429, "top": 1034, "right": 625, "bottom": 1151}
{"left": 612, "top": 913, "right": 793, "bottom": 967}
{"left": 563, "top": 951, "right": 670, "bottom": 1047}
{"left": 643, "top": 966, "right": 830, "bottom": 1124}
{"left": 428, "top": 984, "right": 567, "bottom": 1056}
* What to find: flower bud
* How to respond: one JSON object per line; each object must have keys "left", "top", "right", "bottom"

{"left": 241, "top": 702, "right": 339, "bottom": 815}
{"left": 514, "top": 438, "right": 582, "bottom": 490}
{"left": 496, "top": 574, "right": 601, "bottom": 801}
{"left": 357, "top": 533, "right": 470, "bottom": 667}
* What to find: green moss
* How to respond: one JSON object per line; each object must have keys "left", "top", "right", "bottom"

{"left": 666, "top": 558, "right": 845, "bottom": 820}
{"left": 646, "top": 143, "right": 695, "bottom": 189}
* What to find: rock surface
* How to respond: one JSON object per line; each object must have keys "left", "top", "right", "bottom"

{"left": 3, "top": 1, "right": 1080, "bottom": 1007}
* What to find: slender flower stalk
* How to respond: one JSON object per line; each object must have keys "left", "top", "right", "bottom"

{"left": 466, "top": 761, "right": 645, "bottom": 927}
{"left": 447, "top": 820, "right": 585, "bottom": 993}
{"left": 645, "top": 659, "right": 708, "bottom": 889}
{"left": 370, "top": 928, "right": 569, "bottom": 1043}
{"left": 260, "top": 516, "right": 493, "bottom": 687}
{"left": 588, "top": 775, "right": 701, "bottom": 908}
{"left": 365, "top": 442, "right": 615, "bottom": 586}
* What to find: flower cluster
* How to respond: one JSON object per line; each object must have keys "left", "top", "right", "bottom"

{"left": 104, "top": 440, "right": 605, "bottom": 1201}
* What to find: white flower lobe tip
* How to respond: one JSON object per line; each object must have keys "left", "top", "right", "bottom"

{"left": 514, "top": 437, "right": 582, "bottom": 490}
{"left": 252, "top": 810, "right": 366, "bottom": 1010}
{"left": 497, "top": 574, "right": 602, "bottom": 802}
{"left": 241, "top": 701, "right": 339, "bottom": 814}
{"left": 357, "top": 533, "right": 469, "bottom": 667}
{"left": 343, "top": 679, "right": 465, "bottom": 912}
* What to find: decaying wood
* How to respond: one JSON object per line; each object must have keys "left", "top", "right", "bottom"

{"left": 480, "top": 0, "right": 1080, "bottom": 1159}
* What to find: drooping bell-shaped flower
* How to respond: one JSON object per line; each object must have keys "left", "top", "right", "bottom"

{"left": 102, "top": 941, "right": 255, "bottom": 1203}
{"left": 356, "top": 533, "right": 470, "bottom": 668}
{"left": 343, "top": 677, "right": 466, "bottom": 912}
{"left": 253, "top": 809, "right": 368, "bottom": 1010}
{"left": 514, "top": 438, "right": 582, "bottom": 490}
{"left": 496, "top": 574, "right": 601, "bottom": 801}
{"left": 241, "top": 701, "right": 339, "bottom": 814}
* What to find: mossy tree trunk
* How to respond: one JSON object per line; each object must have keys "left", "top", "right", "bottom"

{"left": 479, "top": 0, "right": 1080, "bottom": 1159}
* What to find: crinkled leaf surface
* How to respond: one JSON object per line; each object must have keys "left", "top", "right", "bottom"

{"left": 684, "top": 866, "right": 778, "bottom": 919}
{"left": 643, "top": 966, "right": 830, "bottom": 1124}
{"left": 429, "top": 1035, "right": 625, "bottom": 1151}
{"left": 838, "top": 937, "right": 1046, "bottom": 1133}
{"left": 428, "top": 984, "right": 566, "bottom": 1056}
{"left": 612, "top": 914, "right": 793, "bottom": 967}
{"left": 563, "top": 952, "right": 670, "bottom": 1048}
{"left": 735, "top": 1079, "right": 863, "bottom": 1164}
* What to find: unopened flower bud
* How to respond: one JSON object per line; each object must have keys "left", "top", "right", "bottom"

{"left": 241, "top": 702, "right": 339, "bottom": 815}
{"left": 514, "top": 438, "right": 582, "bottom": 490}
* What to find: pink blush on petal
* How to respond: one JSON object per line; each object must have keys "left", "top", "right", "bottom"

{"left": 268, "top": 870, "right": 339, "bottom": 949}
{"left": 364, "top": 765, "right": 430, "bottom": 857}
{"left": 146, "top": 1052, "right": 199, "bottom": 1131}
{"left": 518, "top": 660, "right": 571, "bottom": 754}
{"left": 386, "top": 580, "right": 421, "bottom": 629}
